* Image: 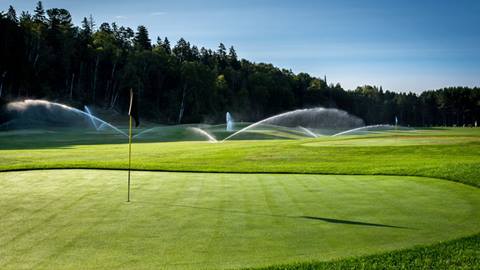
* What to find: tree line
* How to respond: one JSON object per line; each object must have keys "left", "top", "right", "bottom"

{"left": 1, "top": 2, "right": 479, "bottom": 126}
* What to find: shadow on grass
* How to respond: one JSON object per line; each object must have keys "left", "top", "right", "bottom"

{"left": 299, "top": 216, "right": 409, "bottom": 229}
{"left": 154, "top": 202, "right": 411, "bottom": 229}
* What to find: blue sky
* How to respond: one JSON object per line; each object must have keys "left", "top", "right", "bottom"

{"left": 3, "top": 0, "right": 480, "bottom": 92}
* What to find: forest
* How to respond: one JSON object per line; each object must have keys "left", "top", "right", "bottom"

{"left": 1, "top": 2, "right": 479, "bottom": 126}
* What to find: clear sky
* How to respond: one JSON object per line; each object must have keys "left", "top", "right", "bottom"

{"left": 3, "top": 0, "right": 480, "bottom": 92}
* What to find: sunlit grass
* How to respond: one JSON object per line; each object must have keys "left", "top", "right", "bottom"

{"left": 0, "top": 127, "right": 479, "bottom": 269}
{"left": 1, "top": 128, "right": 479, "bottom": 186}
{"left": 0, "top": 170, "right": 478, "bottom": 269}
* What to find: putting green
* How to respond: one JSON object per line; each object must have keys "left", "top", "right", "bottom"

{"left": 0, "top": 170, "right": 479, "bottom": 269}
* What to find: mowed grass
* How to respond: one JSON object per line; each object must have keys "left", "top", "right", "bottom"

{"left": 0, "top": 127, "right": 479, "bottom": 269}
{"left": 1, "top": 128, "right": 479, "bottom": 187}
{"left": 0, "top": 170, "right": 479, "bottom": 269}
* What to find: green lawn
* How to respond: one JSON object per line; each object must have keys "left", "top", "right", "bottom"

{"left": 1, "top": 128, "right": 479, "bottom": 187}
{"left": 0, "top": 127, "right": 479, "bottom": 269}
{"left": 0, "top": 170, "right": 479, "bottom": 269}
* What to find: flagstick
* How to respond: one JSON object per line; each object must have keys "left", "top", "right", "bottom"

{"left": 127, "top": 115, "right": 132, "bottom": 202}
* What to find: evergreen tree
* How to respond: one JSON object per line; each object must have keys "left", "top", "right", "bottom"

{"left": 218, "top": 43, "right": 226, "bottom": 57}
{"left": 191, "top": 45, "right": 200, "bottom": 60}
{"left": 134, "top": 25, "right": 151, "bottom": 51}
{"left": 217, "top": 43, "right": 227, "bottom": 69}
{"left": 162, "top": 37, "right": 171, "bottom": 54}
{"left": 46, "top": 8, "right": 73, "bottom": 30}
{"left": 156, "top": 36, "right": 163, "bottom": 47}
{"left": 228, "top": 46, "right": 237, "bottom": 61}
{"left": 33, "top": 1, "right": 46, "bottom": 22}
{"left": 228, "top": 46, "right": 239, "bottom": 68}
{"left": 81, "top": 17, "right": 92, "bottom": 36}
{"left": 99, "top": 22, "right": 112, "bottom": 33}
{"left": 19, "top": 11, "right": 32, "bottom": 24}
{"left": 173, "top": 38, "right": 192, "bottom": 62}
{"left": 7, "top": 5, "right": 17, "bottom": 23}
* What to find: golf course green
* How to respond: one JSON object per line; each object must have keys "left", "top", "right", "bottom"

{"left": 0, "top": 128, "right": 479, "bottom": 269}
{"left": 1, "top": 170, "right": 479, "bottom": 269}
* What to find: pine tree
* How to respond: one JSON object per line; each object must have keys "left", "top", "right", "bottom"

{"left": 134, "top": 25, "right": 151, "bottom": 51}
{"left": 191, "top": 45, "right": 200, "bottom": 60}
{"left": 99, "top": 22, "right": 111, "bottom": 33}
{"left": 111, "top": 22, "right": 118, "bottom": 33}
{"left": 7, "top": 5, "right": 18, "bottom": 23}
{"left": 33, "top": 1, "right": 46, "bottom": 22}
{"left": 216, "top": 43, "right": 227, "bottom": 68}
{"left": 81, "top": 17, "right": 92, "bottom": 36}
{"left": 46, "top": 8, "right": 73, "bottom": 30}
{"left": 19, "top": 11, "right": 32, "bottom": 24}
{"left": 228, "top": 46, "right": 237, "bottom": 61}
{"left": 217, "top": 43, "right": 226, "bottom": 58}
{"left": 163, "top": 37, "right": 171, "bottom": 54}
{"left": 156, "top": 36, "right": 163, "bottom": 46}
{"left": 173, "top": 38, "right": 191, "bottom": 62}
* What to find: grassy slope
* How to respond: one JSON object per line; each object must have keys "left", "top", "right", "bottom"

{"left": 251, "top": 233, "right": 480, "bottom": 270}
{"left": 0, "top": 128, "right": 479, "bottom": 269}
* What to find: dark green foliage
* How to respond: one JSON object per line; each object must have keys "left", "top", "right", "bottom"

{"left": 0, "top": 96, "right": 6, "bottom": 123}
{"left": 6, "top": 5, "right": 17, "bottom": 23}
{"left": 162, "top": 37, "right": 171, "bottom": 54}
{"left": 33, "top": 1, "right": 46, "bottom": 22}
{"left": 134, "top": 25, "right": 151, "bottom": 51}
{"left": 0, "top": 3, "right": 479, "bottom": 126}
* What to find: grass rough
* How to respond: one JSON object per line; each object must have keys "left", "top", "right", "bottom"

{"left": 249, "top": 233, "right": 480, "bottom": 270}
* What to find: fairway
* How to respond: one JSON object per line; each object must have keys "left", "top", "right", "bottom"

{"left": 1, "top": 170, "right": 479, "bottom": 269}
{"left": 302, "top": 134, "right": 480, "bottom": 147}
